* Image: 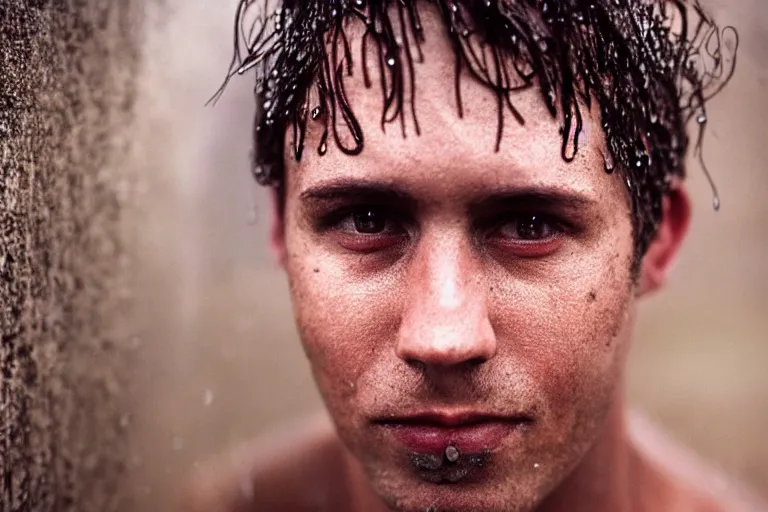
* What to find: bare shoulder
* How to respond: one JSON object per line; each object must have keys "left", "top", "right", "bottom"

{"left": 629, "top": 411, "right": 768, "bottom": 512}
{"left": 177, "top": 412, "right": 347, "bottom": 512}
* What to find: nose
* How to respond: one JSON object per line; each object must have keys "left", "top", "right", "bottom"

{"left": 396, "top": 232, "right": 497, "bottom": 368}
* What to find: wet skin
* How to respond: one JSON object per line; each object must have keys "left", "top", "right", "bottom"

{"left": 274, "top": 10, "right": 643, "bottom": 512}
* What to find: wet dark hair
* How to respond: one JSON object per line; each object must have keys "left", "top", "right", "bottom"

{"left": 215, "top": 0, "right": 737, "bottom": 261}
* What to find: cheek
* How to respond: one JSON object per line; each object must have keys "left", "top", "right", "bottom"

{"left": 284, "top": 235, "right": 401, "bottom": 406}
{"left": 492, "top": 245, "right": 634, "bottom": 428}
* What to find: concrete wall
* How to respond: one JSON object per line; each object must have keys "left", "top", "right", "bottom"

{"left": 1, "top": 2, "right": 139, "bottom": 511}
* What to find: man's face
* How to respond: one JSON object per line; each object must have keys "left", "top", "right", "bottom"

{"left": 280, "top": 11, "right": 637, "bottom": 512}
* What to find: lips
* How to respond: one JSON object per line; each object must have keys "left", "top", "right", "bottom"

{"left": 374, "top": 412, "right": 531, "bottom": 455}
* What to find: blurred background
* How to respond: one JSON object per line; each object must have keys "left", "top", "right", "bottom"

{"left": 126, "top": 1, "right": 768, "bottom": 510}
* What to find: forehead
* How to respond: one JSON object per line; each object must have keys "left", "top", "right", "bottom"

{"left": 284, "top": 6, "right": 626, "bottom": 206}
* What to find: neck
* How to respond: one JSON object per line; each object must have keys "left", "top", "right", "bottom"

{"left": 341, "top": 395, "right": 659, "bottom": 512}
{"left": 537, "top": 395, "right": 643, "bottom": 512}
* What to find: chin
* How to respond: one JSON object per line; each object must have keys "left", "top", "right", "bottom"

{"left": 367, "top": 460, "right": 545, "bottom": 512}
{"left": 378, "top": 484, "right": 540, "bottom": 512}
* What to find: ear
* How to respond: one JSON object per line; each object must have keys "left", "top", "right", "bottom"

{"left": 269, "top": 187, "right": 288, "bottom": 268}
{"left": 637, "top": 184, "right": 691, "bottom": 296}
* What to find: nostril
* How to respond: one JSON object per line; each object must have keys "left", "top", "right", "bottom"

{"left": 403, "top": 356, "right": 487, "bottom": 370}
{"left": 405, "top": 358, "right": 426, "bottom": 371}
{"left": 466, "top": 357, "right": 487, "bottom": 367}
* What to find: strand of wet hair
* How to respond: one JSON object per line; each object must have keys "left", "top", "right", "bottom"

{"left": 218, "top": 0, "right": 738, "bottom": 260}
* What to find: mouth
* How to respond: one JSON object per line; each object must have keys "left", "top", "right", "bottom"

{"left": 373, "top": 411, "right": 533, "bottom": 456}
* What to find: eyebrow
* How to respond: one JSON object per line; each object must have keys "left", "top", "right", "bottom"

{"left": 299, "top": 179, "right": 597, "bottom": 211}
{"left": 299, "top": 181, "right": 417, "bottom": 208}
{"left": 475, "top": 190, "right": 597, "bottom": 211}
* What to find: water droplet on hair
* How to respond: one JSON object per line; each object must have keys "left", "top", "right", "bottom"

{"left": 311, "top": 106, "right": 322, "bottom": 119}
{"left": 546, "top": 89, "right": 556, "bottom": 108}
{"left": 697, "top": 113, "right": 707, "bottom": 124}
{"left": 603, "top": 152, "right": 615, "bottom": 174}
{"left": 318, "top": 142, "right": 327, "bottom": 155}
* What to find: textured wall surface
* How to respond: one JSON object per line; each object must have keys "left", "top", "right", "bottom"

{"left": 0, "top": 2, "right": 139, "bottom": 511}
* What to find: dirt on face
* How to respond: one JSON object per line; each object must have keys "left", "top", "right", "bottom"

{"left": 1, "top": 2, "right": 140, "bottom": 511}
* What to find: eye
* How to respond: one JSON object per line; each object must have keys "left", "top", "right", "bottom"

{"left": 486, "top": 212, "right": 565, "bottom": 258}
{"left": 330, "top": 206, "right": 408, "bottom": 253}
{"left": 496, "top": 214, "right": 559, "bottom": 241}
{"left": 349, "top": 208, "right": 388, "bottom": 234}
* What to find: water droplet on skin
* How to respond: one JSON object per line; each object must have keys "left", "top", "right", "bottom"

{"left": 534, "top": 463, "right": 540, "bottom": 469}
{"left": 172, "top": 436, "right": 185, "bottom": 451}
{"left": 203, "top": 389, "right": 215, "bottom": 406}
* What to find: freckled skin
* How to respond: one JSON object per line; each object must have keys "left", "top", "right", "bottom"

{"left": 281, "top": 15, "right": 635, "bottom": 511}
{"left": 184, "top": 8, "right": 765, "bottom": 512}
